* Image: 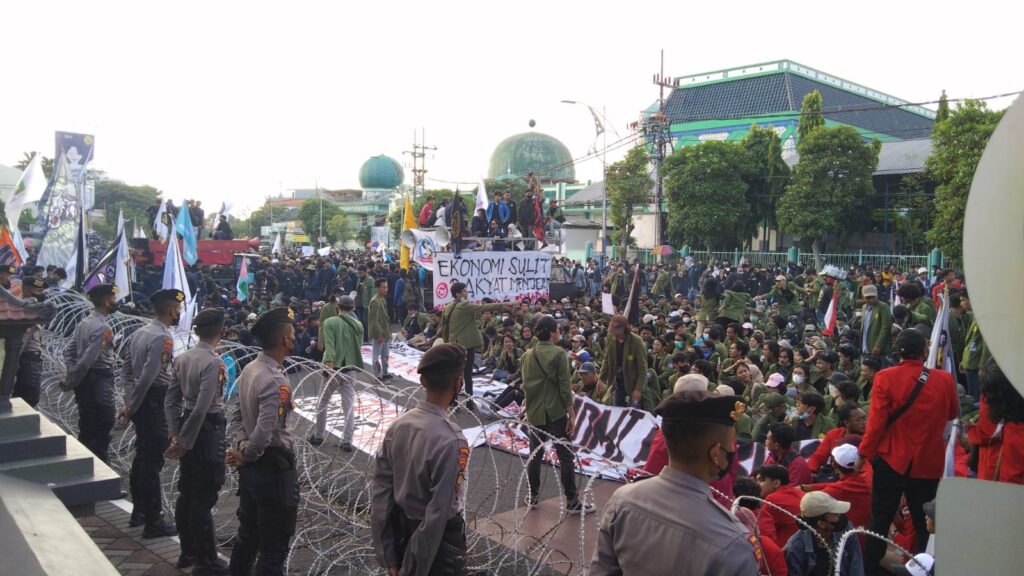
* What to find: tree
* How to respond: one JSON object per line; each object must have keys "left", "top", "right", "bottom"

{"left": 797, "top": 90, "right": 825, "bottom": 147}
{"left": 14, "top": 151, "right": 53, "bottom": 180}
{"left": 235, "top": 204, "right": 273, "bottom": 239}
{"left": 777, "top": 125, "right": 880, "bottom": 270}
{"left": 926, "top": 99, "right": 1003, "bottom": 265}
{"left": 325, "top": 213, "right": 352, "bottom": 244}
{"left": 297, "top": 197, "right": 341, "bottom": 243}
{"left": 663, "top": 140, "right": 754, "bottom": 255}
{"left": 871, "top": 173, "right": 935, "bottom": 254}
{"left": 89, "top": 179, "right": 162, "bottom": 241}
{"left": 742, "top": 125, "right": 790, "bottom": 248}
{"left": 605, "top": 145, "right": 653, "bottom": 254}
{"left": 935, "top": 90, "right": 950, "bottom": 123}
{"left": 387, "top": 188, "right": 457, "bottom": 239}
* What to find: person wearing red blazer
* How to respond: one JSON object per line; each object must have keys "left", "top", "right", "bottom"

{"left": 855, "top": 328, "right": 958, "bottom": 575}
{"left": 978, "top": 360, "right": 1024, "bottom": 484}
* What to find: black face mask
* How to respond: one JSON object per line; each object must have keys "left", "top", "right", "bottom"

{"left": 715, "top": 445, "right": 736, "bottom": 480}
{"left": 828, "top": 514, "right": 847, "bottom": 529}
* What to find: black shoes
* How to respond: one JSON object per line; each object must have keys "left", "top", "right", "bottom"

{"left": 307, "top": 434, "right": 324, "bottom": 447}
{"left": 193, "top": 558, "right": 230, "bottom": 576}
{"left": 176, "top": 555, "right": 196, "bottom": 569}
{"left": 340, "top": 441, "right": 354, "bottom": 452}
{"left": 142, "top": 520, "right": 178, "bottom": 539}
{"left": 128, "top": 509, "right": 145, "bottom": 528}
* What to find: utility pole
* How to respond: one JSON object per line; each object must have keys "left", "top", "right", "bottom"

{"left": 650, "top": 49, "right": 678, "bottom": 260}
{"left": 403, "top": 128, "right": 437, "bottom": 202}
{"left": 316, "top": 177, "right": 323, "bottom": 247}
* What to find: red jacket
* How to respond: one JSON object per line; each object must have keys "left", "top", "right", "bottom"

{"left": 807, "top": 426, "right": 847, "bottom": 471}
{"left": 992, "top": 422, "right": 1024, "bottom": 484}
{"left": 757, "top": 485, "right": 803, "bottom": 547}
{"left": 765, "top": 450, "right": 812, "bottom": 486}
{"left": 859, "top": 360, "right": 958, "bottom": 479}
{"left": 418, "top": 203, "right": 433, "bottom": 227}
{"left": 808, "top": 469, "right": 873, "bottom": 530}
{"left": 967, "top": 399, "right": 1002, "bottom": 480}
{"left": 760, "top": 533, "right": 788, "bottom": 576}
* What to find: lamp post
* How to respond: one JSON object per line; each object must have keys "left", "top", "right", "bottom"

{"left": 562, "top": 100, "right": 619, "bottom": 261}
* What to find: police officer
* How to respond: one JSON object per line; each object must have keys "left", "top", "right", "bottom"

{"left": 13, "top": 276, "right": 48, "bottom": 407}
{"left": 0, "top": 263, "right": 15, "bottom": 289}
{"left": 371, "top": 343, "right": 470, "bottom": 576}
{"left": 61, "top": 283, "right": 118, "bottom": 463}
{"left": 123, "top": 288, "right": 183, "bottom": 537}
{"left": 590, "top": 390, "right": 759, "bottom": 575}
{"left": 164, "top": 307, "right": 230, "bottom": 575}
{"left": 226, "top": 307, "right": 299, "bottom": 576}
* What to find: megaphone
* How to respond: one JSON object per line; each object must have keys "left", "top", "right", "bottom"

{"left": 401, "top": 227, "right": 449, "bottom": 249}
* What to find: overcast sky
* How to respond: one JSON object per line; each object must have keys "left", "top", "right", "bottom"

{"left": 3, "top": 1, "right": 1019, "bottom": 217}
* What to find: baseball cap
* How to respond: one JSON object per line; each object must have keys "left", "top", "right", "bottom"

{"left": 831, "top": 443, "right": 859, "bottom": 469}
{"left": 800, "top": 491, "right": 851, "bottom": 517}
{"left": 766, "top": 373, "right": 786, "bottom": 388}
{"left": 762, "top": 393, "right": 787, "bottom": 409}
{"left": 642, "top": 314, "right": 656, "bottom": 324}
{"left": 742, "top": 322, "right": 754, "bottom": 330}
{"left": 862, "top": 284, "right": 878, "bottom": 298}
{"left": 576, "top": 351, "right": 592, "bottom": 363}
{"left": 579, "top": 362, "right": 597, "bottom": 374}
{"left": 905, "top": 553, "right": 935, "bottom": 576}
{"left": 918, "top": 267, "right": 928, "bottom": 274}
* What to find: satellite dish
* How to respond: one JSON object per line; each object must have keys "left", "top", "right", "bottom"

{"left": 963, "top": 94, "right": 1024, "bottom": 396}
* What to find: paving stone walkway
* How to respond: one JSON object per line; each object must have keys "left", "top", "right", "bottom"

{"left": 76, "top": 501, "right": 187, "bottom": 576}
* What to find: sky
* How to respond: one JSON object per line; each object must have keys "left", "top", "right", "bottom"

{"left": 2, "top": 1, "right": 1020, "bottom": 218}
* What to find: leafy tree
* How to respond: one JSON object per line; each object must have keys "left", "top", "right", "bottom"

{"left": 935, "top": 90, "right": 950, "bottom": 123}
{"left": 871, "top": 173, "right": 935, "bottom": 254}
{"left": 742, "top": 125, "right": 790, "bottom": 247}
{"left": 14, "top": 151, "right": 53, "bottom": 180}
{"left": 926, "top": 99, "right": 1003, "bottom": 265}
{"left": 663, "top": 140, "right": 754, "bottom": 255}
{"left": 387, "top": 188, "right": 457, "bottom": 239}
{"left": 797, "top": 90, "right": 824, "bottom": 147}
{"left": 235, "top": 204, "right": 273, "bottom": 239}
{"left": 777, "top": 125, "right": 880, "bottom": 270}
{"left": 325, "top": 213, "right": 352, "bottom": 244}
{"left": 605, "top": 145, "right": 653, "bottom": 254}
{"left": 297, "top": 197, "right": 341, "bottom": 242}
{"left": 87, "top": 179, "right": 162, "bottom": 241}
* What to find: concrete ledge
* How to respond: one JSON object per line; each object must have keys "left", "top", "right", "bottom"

{"left": 0, "top": 474, "right": 119, "bottom": 576}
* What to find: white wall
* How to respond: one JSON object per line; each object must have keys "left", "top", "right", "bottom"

{"left": 631, "top": 214, "right": 658, "bottom": 248}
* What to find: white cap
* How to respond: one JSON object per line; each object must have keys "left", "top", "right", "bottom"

{"left": 905, "top": 553, "right": 935, "bottom": 576}
{"left": 742, "top": 322, "right": 754, "bottom": 330}
{"left": 831, "top": 443, "right": 859, "bottom": 469}
{"left": 800, "top": 491, "right": 851, "bottom": 517}
{"left": 247, "top": 313, "right": 257, "bottom": 321}
{"left": 669, "top": 310, "right": 681, "bottom": 318}
{"left": 918, "top": 267, "right": 928, "bottom": 274}
{"left": 643, "top": 314, "right": 657, "bottom": 324}
{"left": 674, "top": 374, "right": 709, "bottom": 393}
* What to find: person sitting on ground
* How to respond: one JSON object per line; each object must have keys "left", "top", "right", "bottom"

{"left": 784, "top": 491, "right": 864, "bottom": 576}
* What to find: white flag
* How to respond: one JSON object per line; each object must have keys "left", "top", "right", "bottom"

{"left": 272, "top": 232, "right": 282, "bottom": 256}
{"left": 162, "top": 225, "right": 195, "bottom": 332}
{"left": 115, "top": 210, "right": 134, "bottom": 292}
{"left": 153, "top": 199, "right": 170, "bottom": 242}
{"left": 6, "top": 153, "right": 48, "bottom": 224}
{"left": 474, "top": 176, "right": 489, "bottom": 218}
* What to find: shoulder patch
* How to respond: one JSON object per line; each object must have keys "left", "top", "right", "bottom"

{"left": 218, "top": 363, "right": 227, "bottom": 384}
{"left": 277, "top": 384, "right": 293, "bottom": 415}
{"left": 161, "top": 337, "right": 173, "bottom": 364}
{"left": 455, "top": 444, "right": 470, "bottom": 498}
{"left": 102, "top": 328, "right": 113, "bottom": 348}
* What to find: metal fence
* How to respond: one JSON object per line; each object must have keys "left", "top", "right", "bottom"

{"left": 561, "top": 248, "right": 934, "bottom": 270}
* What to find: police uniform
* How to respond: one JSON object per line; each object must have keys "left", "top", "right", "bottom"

{"left": 13, "top": 276, "right": 48, "bottom": 407}
{"left": 371, "top": 343, "right": 470, "bottom": 576}
{"left": 228, "top": 307, "right": 299, "bottom": 576}
{"left": 590, "top": 393, "right": 759, "bottom": 576}
{"left": 64, "top": 284, "right": 118, "bottom": 463}
{"left": 128, "top": 288, "right": 183, "bottom": 535}
{"left": 165, "top": 308, "right": 228, "bottom": 572}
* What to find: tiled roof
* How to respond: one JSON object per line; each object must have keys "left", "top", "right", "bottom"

{"left": 665, "top": 72, "right": 934, "bottom": 139}
{"left": 0, "top": 288, "right": 55, "bottom": 324}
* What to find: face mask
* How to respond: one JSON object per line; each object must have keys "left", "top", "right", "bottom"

{"left": 828, "top": 384, "right": 840, "bottom": 398}
{"left": 793, "top": 374, "right": 805, "bottom": 385}
{"left": 828, "top": 514, "right": 847, "bottom": 529}
{"left": 702, "top": 348, "right": 713, "bottom": 360}
{"left": 675, "top": 341, "right": 684, "bottom": 349}
{"left": 750, "top": 315, "right": 759, "bottom": 322}
{"left": 797, "top": 411, "right": 811, "bottom": 421}
{"left": 714, "top": 445, "right": 735, "bottom": 480}
{"left": 683, "top": 317, "right": 691, "bottom": 324}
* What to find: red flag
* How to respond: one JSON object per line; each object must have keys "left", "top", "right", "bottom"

{"left": 533, "top": 193, "right": 544, "bottom": 242}
{"left": 0, "top": 223, "right": 23, "bottom": 266}
{"left": 821, "top": 282, "right": 839, "bottom": 337}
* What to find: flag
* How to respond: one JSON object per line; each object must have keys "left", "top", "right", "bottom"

{"left": 533, "top": 192, "right": 544, "bottom": 242}
{"left": 924, "top": 288, "right": 959, "bottom": 477}
{"left": 400, "top": 193, "right": 415, "bottom": 270}
{"left": 821, "top": 284, "right": 840, "bottom": 337}
{"left": 891, "top": 277, "right": 902, "bottom": 307}
{"left": 5, "top": 153, "right": 47, "bottom": 263}
{"left": 83, "top": 229, "right": 130, "bottom": 301}
{"left": 271, "top": 232, "right": 282, "bottom": 256}
{"left": 36, "top": 153, "right": 82, "bottom": 286}
{"left": 116, "top": 209, "right": 135, "bottom": 284}
{"left": 236, "top": 256, "right": 250, "bottom": 301}
{"left": 623, "top": 262, "right": 641, "bottom": 326}
{"left": 153, "top": 199, "right": 170, "bottom": 242}
{"left": 71, "top": 201, "right": 88, "bottom": 290}
{"left": 218, "top": 201, "right": 232, "bottom": 223}
{"left": 162, "top": 225, "right": 195, "bottom": 332}
{"left": 0, "top": 224, "right": 23, "bottom": 266}
{"left": 175, "top": 202, "right": 198, "bottom": 265}
{"left": 474, "top": 176, "right": 489, "bottom": 218}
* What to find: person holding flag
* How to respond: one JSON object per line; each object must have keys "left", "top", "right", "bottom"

{"left": 237, "top": 257, "right": 250, "bottom": 302}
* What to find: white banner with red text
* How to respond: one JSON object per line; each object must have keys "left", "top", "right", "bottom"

{"left": 432, "top": 251, "right": 552, "bottom": 309}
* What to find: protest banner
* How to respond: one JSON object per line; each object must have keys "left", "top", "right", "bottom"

{"left": 432, "top": 251, "right": 552, "bottom": 309}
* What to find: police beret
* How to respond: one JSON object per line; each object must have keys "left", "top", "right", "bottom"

{"left": 151, "top": 289, "right": 185, "bottom": 306}
{"left": 0, "top": 264, "right": 16, "bottom": 275}
{"left": 86, "top": 283, "right": 118, "bottom": 300}
{"left": 25, "top": 276, "right": 49, "bottom": 289}
{"left": 193, "top": 307, "right": 225, "bottom": 327}
{"left": 417, "top": 343, "right": 467, "bottom": 374}
{"left": 251, "top": 307, "right": 295, "bottom": 345}
{"left": 656, "top": 390, "right": 746, "bottom": 426}
{"left": 338, "top": 295, "right": 356, "bottom": 310}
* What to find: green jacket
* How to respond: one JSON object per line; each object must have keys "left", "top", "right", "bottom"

{"left": 318, "top": 301, "right": 338, "bottom": 343}
{"left": 402, "top": 312, "right": 431, "bottom": 336}
{"left": 651, "top": 272, "right": 671, "bottom": 296}
{"left": 792, "top": 413, "right": 836, "bottom": 440}
{"left": 521, "top": 341, "right": 573, "bottom": 427}
{"left": 962, "top": 316, "right": 991, "bottom": 370}
{"left": 321, "top": 313, "right": 364, "bottom": 369}
{"left": 854, "top": 301, "right": 893, "bottom": 355}
{"left": 718, "top": 290, "right": 751, "bottom": 324}
{"left": 697, "top": 294, "right": 720, "bottom": 322}
{"left": 357, "top": 275, "right": 374, "bottom": 308}
{"left": 752, "top": 412, "right": 785, "bottom": 444}
{"left": 909, "top": 298, "right": 937, "bottom": 329}
{"left": 441, "top": 299, "right": 507, "bottom": 350}
{"left": 766, "top": 284, "right": 803, "bottom": 318}
{"left": 598, "top": 332, "right": 652, "bottom": 410}
{"left": 367, "top": 294, "right": 390, "bottom": 339}
{"left": 948, "top": 311, "right": 968, "bottom": 365}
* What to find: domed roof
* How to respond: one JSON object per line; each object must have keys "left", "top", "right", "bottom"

{"left": 487, "top": 132, "right": 575, "bottom": 183}
{"left": 359, "top": 155, "right": 404, "bottom": 190}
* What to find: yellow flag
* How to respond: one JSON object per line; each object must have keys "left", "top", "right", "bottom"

{"left": 400, "top": 193, "right": 415, "bottom": 269}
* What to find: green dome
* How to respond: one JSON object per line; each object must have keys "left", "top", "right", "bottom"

{"left": 359, "top": 155, "right": 404, "bottom": 189}
{"left": 487, "top": 132, "right": 575, "bottom": 183}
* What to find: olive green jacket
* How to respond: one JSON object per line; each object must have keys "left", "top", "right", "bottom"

{"left": 367, "top": 294, "right": 390, "bottom": 339}
{"left": 441, "top": 299, "right": 507, "bottom": 350}
{"left": 853, "top": 301, "right": 893, "bottom": 355}
{"left": 521, "top": 341, "right": 573, "bottom": 427}
{"left": 598, "top": 332, "right": 652, "bottom": 410}
{"left": 719, "top": 290, "right": 751, "bottom": 324}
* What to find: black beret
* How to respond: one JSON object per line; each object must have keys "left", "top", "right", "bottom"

{"left": 86, "top": 283, "right": 117, "bottom": 300}
{"left": 417, "top": 343, "right": 467, "bottom": 374}
{"left": 152, "top": 289, "right": 185, "bottom": 306}
{"left": 251, "top": 307, "right": 295, "bottom": 345}
{"left": 25, "top": 276, "right": 48, "bottom": 289}
{"left": 193, "top": 307, "right": 225, "bottom": 328}
{"left": 0, "top": 264, "right": 16, "bottom": 275}
{"left": 656, "top": 390, "right": 746, "bottom": 426}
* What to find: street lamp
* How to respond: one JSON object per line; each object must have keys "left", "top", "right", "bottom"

{"left": 562, "top": 100, "right": 619, "bottom": 260}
